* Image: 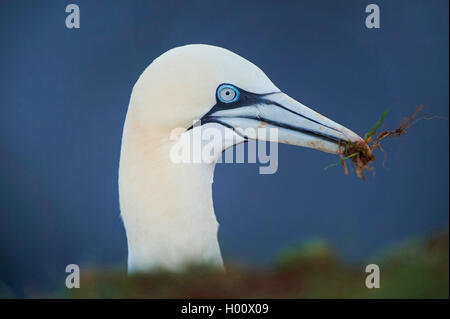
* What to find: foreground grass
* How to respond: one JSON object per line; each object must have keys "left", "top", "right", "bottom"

{"left": 47, "top": 232, "right": 449, "bottom": 298}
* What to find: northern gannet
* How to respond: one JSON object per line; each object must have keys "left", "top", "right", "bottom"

{"left": 119, "top": 44, "right": 362, "bottom": 273}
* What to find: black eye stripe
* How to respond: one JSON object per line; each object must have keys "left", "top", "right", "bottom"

{"left": 186, "top": 84, "right": 281, "bottom": 131}
{"left": 214, "top": 84, "right": 278, "bottom": 108}
{"left": 208, "top": 85, "right": 340, "bottom": 133}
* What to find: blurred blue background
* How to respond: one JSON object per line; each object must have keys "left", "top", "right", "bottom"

{"left": 0, "top": 0, "right": 448, "bottom": 296}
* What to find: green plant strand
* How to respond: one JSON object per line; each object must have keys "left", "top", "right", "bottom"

{"left": 323, "top": 152, "right": 359, "bottom": 170}
{"left": 364, "top": 108, "right": 389, "bottom": 141}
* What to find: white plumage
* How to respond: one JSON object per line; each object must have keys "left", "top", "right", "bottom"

{"left": 119, "top": 44, "right": 362, "bottom": 273}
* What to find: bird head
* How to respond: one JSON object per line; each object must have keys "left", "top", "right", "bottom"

{"left": 128, "top": 44, "right": 363, "bottom": 158}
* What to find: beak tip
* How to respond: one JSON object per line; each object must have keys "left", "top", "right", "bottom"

{"left": 342, "top": 129, "right": 364, "bottom": 144}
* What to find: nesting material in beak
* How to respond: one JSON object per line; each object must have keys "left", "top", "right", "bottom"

{"left": 328, "top": 105, "right": 425, "bottom": 180}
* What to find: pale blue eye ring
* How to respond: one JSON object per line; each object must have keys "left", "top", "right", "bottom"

{"left": 217, "top": 84, "right": 240, "bottom": 103}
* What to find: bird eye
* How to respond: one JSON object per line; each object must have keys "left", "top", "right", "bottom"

{"left": 217, "top": 84, "right": 239, "bottom": 103}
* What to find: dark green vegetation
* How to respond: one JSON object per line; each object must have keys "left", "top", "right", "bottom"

{"left": 44, "top": 232, "right": 449, "bottom": 298}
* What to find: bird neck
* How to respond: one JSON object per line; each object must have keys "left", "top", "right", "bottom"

{"left": 118, "top": 114, "right": 224, "bottom": 273}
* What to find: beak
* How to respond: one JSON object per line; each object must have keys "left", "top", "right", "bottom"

{"left": 201, "top": 92, "right": 363, "bottom": 154}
